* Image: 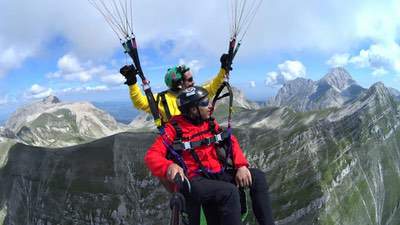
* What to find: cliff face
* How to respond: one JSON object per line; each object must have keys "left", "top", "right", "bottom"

{"left": 0, "top": 84, "right": 399, "bottom": 225}
{"left": 0, "top": 132, "right": 169, "bottom": 225}
{"left": 236, "top": 82, "right": 400, "bottom": 225}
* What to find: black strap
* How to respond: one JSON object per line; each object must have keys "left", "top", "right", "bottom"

{"left": 170, "top": 119, "right": 231, "bottom": 178}
{"left": 172, "top": 131, "right": 229, "bottom": 150}
{"left": 188, "top": 148, "right": 208, "bottom": 174}
{"left": 171, "top": 120, "right": 210, "bottom": 176}
{"left": 215, "top": 93, "right": 230, "bottom": 101}
{"left": 189, "top": 130, "right": 210, "bottom": 139}
{"left": 122, "top": 38, "right": 162, "bottom": 128}
{"left": 171, "top": 118, "right": 229, "bottom": 150}
{"left": 160, "top": 92, "right": 171, "bottom": 120}
{"left": 171, "top": 119, "right": 183, "bottom": 141}
{"left": 156, "top": 91, "right": 172, "bottom": 122}
{"left": 208, "top": 117, "right": 218, "bottom": 134}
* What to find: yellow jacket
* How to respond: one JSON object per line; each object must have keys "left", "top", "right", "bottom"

{"left": 129, "top": 68, "right": 227, "bottom": 123}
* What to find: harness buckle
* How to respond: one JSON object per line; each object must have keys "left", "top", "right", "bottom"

{"left": 203, "top": 138, "right": 212, "bottom": 145}
{"left": 183, "top": 141, "right": 192, "bottom": 150}
{"left": 215, "top": 133, "right": 223, "bottom": 142}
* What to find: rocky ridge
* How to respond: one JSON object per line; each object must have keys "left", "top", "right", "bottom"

{"left": 3, "top": 95, "right": 128, "bottom": 147}
{"left": 0, "top": 82, "right": 399, "bottom": 225}
{"left": 268, "top": 67, "right": 366, "bottom": 112}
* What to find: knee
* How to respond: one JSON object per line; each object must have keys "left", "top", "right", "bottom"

{"left": 250, "top": 168, "right": 265, "bottom": 179}
{"left": 249, "top": 168, "right": 269, "bottom": 189}
{"left": 218, "top": 183, "right": 240, "bottom": 204}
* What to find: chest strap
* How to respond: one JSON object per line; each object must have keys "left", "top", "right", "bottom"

{"left": 172, "top": 131, "right": 229, "bottom": 150}
{"left": 169, "top": 118, "right": 232, "bottom": 178}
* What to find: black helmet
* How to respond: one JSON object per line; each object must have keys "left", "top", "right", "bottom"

{"left": 177, "top": 86, "right": 209, "bottom": 113}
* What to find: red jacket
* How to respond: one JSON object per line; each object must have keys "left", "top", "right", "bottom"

{"left": 144, "top": 115, "right": 249, "bottom": 179}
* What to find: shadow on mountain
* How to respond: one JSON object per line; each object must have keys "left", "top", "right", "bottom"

{"left": 0, "top": 132, "right": 172, "bottom": 225}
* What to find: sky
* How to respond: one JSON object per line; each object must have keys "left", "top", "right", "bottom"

{"left": 1, "top": 0, "right": 400, "bottom": 119}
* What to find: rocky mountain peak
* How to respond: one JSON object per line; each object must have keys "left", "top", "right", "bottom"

{"left": 42, "top": 95, "right": 60, "bottom": 104}
{"left": 366, "top": 82, "right": 392, "bottom": 100}
{"left": 284, "top": 77, "right": 315, "bottom": 90}
{"left": 267, "top": 68, "right": 366, "bottom": 112}
{"left": 267, "top": 78, "right": 316, "bottom": 110}
{"left": 319, "top": 67, "right": 355, "bottom": 91}
{"left": 271, "top": 78, "right": 315, "bottom": 99}
{"left": 228, "top": 87, "right": 261, "bottom": 110}
{"left": 4, "top": 99, "right": 127, "bottom": 147}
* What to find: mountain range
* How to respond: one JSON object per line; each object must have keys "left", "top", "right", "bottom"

{"left": 2, "top": 96, "right": 128, "bottom": 147}
{"left": 0, "top": 68, "right": 400, "bottom": 225}
{"left": 267, "top": 67, "right": 367, "bottom": 111}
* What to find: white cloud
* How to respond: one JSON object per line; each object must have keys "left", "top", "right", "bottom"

{"left": 265, "top": 60, "right": 306, "bottom": 86}
{"left": 25, "top": 84, "right": 54, "bottom": 99}
{"left": 278, "top": 61, "right": 306, "bottom": 80}
{"left": 58, "top": 54, "right": 82, "bottom": 73}
{"left": 348, "top": 49, "right": 370, "bottom": 68}
{"left": 1, "top": 0, "right": 400, "bottom": 82}
{"left": 64, "top": 71, "right": 92, "bottom": 82}
{"left": 61, "top": 87, "right": 81, "bottom": 93}
{"left": 30, "top": 84, "right": 46, "bottom": 94}
{"left": 249, "top": 81, "right": 256, "bottom": 88}
{"left": 0, "top": 95, "right": 8, "bottom": 105}
{"left": 348, "top": 42, "right": 400, "bottom": 75}
{"left": 47, "top": 54, "right": 107, "bottom": 82}
{"left": 47, "top": 54, "right": 126, "bottom": 86}
{"left": 265, "top": 72, "right": 280, "bottom": 87}
{"left": 2, "top": 0, "right": 398, "bottom": 75}
{"left": 60, "top": 85, "right": 110, "bottom": 94}
{"left": 326, "top": 53, "right": 350, "bottom": 67}
{"left": 100, "top": 73, "right": 125, "bottom": 85}
{"left": 85, "top": 85, "right": 109, "bottom": 92}
{"left": 178, "top": 59, "right": 203, "bottom": 75}
{"left": 0, "top": 46, "right": 32, "bottom": 77}
{"left": 372, "top": 68, "right": 388, "bottom": 77}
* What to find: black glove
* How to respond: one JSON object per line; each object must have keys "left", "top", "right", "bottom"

{"left": 120, "top": 64, "right": 138, "bottom": 86}
{"left": 220, "top": 53, "right": 232, "bottom": 71}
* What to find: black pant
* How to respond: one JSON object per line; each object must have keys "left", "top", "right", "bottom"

{"left": 184, "top": 168, "right": 275, "bottom": 225}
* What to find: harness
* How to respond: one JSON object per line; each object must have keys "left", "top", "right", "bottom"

{"left": 168, "top": 117, "right": 233, "bottom": 179}
{"left": 156, "top": 91, "right": 172, "bottom": 122}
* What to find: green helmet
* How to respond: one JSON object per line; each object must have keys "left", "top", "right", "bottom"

{"left": 165, "top": 65, "right": 190, "bottom": 90}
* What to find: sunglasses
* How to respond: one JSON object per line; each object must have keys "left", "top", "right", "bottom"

{"left": 198, "top": 98, "right": 209, "bottom": 107}
{"left": 184, "top": 76, "right": 193, "bottom": 82}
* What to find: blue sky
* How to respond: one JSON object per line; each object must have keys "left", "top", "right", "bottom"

{"left": 1, "top": 0, "right": 400, "bottom": 119}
